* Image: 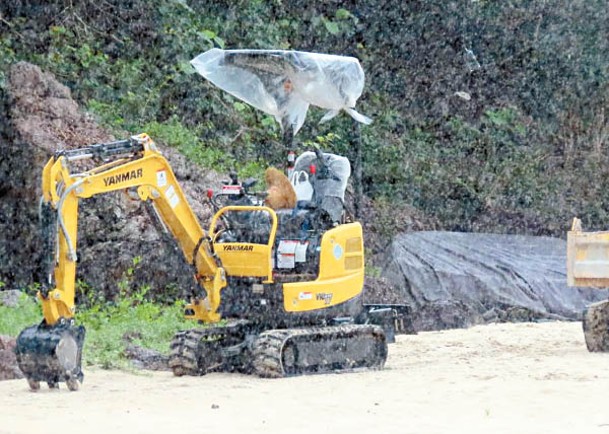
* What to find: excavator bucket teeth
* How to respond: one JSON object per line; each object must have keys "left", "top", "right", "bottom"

{"left": 15, "top": 322, "right": 85, "bottom": 390}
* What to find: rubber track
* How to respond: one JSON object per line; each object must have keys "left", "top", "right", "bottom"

{"left": 251, "top": 324, "right": 387, "bottom": 378}
{"left": 168, "top": 325, "right": 229, "bottom": 376}
{"left": 168, "top": 329, "right": 207, "bottom": 376}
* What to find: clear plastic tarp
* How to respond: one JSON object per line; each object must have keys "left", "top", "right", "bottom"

{"left": 191, "top": 48, "right": 372, "bottom": 135}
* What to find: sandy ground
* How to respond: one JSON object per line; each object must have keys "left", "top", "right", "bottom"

{"left": 1, "top": 321, "right": 609, "bottom": 434}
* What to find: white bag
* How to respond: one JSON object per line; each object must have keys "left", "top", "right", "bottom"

{"left": 290, "top": 170, "right": 314, "bottom": 201}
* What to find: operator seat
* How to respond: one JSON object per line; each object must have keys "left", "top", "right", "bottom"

{"left": 292, "top": 151, "right": 351, "bottom": 224}
{"left": 274, "top": 151, "right": 351, "bottom": 240}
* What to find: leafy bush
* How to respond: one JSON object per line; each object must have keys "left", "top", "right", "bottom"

{"left": 77, "top": 292, "right": 192, "bottom": 369}
{"left": 0, "top": 295, "right": 41, "bottom": 337}
{"left": 2, "top": 0, "right": 609, "bottom": 234}
{"left": 0, "top": 291, "right": 194, "bottom": 370}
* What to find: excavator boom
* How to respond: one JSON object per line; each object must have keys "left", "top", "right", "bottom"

{"left": 16, "top": 134, "right": 229, "bottom": 389}
{"left": 39, "top": 133, "right": 225, "bottom": 324}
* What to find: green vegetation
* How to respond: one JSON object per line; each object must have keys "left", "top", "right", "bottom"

{"left": 77, "top": 293, "right": 191, "bottom": 369}
{"left": 2, "top": 0, "right": 607, "bottom": 236}
{"left": 76, "top": 257, "right": 194, "bottom": 369}
{"left": 0, "top": 292, "right": 193, "bottom": 370}
{"left": 0, "top": 295, "right": 41, "bottom": 337}
{"left": 1, "top": 257, "right": 193, "bottom": 369}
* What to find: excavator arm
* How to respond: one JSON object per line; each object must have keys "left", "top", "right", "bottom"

{"left": 39, "top": 133, "right": 226, "bottom": 324}
{"left": 16, "top": 134, "right": 227, "bottom": 389}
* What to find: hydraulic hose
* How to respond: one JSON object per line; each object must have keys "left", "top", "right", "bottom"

{"left": 56, "top": 178, "right": 86, "bottom": 262}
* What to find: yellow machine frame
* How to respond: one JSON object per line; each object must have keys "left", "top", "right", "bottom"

{"left": 281, "top": 223, "right": 364, "bottom": 312}
{"left": 39, "top": 134, "right": 366, "bottom": 327}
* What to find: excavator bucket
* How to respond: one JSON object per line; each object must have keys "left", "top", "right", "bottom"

{"left": 15, "top": 322, "right": 85, "bottom": 391}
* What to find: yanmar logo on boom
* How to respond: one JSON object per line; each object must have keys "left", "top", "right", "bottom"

{"left": 223, "top": 245, "right": 254, "bottom": 252}
{"left": 103, "top": 168, "right": 143, "bottom": 187}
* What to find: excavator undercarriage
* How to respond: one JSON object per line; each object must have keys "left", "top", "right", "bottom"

{"left": 250, "top": 323, "right": 387, "bottom": 377}
{"left": 168, "top": 314, "right": 394, "bottom": 378}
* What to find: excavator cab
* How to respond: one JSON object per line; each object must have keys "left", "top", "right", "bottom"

{"left": 199, "top": 148, "right": 367, "bottom": 329}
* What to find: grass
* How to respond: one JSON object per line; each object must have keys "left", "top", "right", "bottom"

{"left": 0, "top": 293, "right": 196, "bottom": 370}
{"left": 0, "top": 295, "right": 41, "bottom": 337}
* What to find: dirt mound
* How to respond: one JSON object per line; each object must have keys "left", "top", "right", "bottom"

{"left": 0, "top": 62, "right": 223, "bottom": 301}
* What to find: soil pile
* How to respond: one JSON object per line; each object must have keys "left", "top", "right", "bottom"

{"left": 0, "top": 62, "right": 223, "bottom": 300}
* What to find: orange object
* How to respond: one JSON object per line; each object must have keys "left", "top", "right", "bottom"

{"left": 264, "top": 167, "right": 296, "bottom": 210}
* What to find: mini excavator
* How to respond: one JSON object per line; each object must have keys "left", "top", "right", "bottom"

{"left": 15, "top": 49, "right": 405, "bottom": 391}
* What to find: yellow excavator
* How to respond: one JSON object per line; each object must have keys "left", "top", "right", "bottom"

{"left": 567, "top": 218, "right": 609, "bottom": 351}
{"left": 15, "top": 49, "right": 405, "bottom": 391}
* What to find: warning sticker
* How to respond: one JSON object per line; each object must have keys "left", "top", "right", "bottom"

{"left": 165, "top": 185, "right": 180, "bottom": 209}
{"left": 277, "top": 240, "right": 298, "bottom": 269}
{"left": 157, "top": 170, "right": 167, "bottom": 187}
{"left": 221, "top": 185, "right": 242, "bottom": 195}
{"left": 298, "top": 292, "right": 313, "bottom": 300}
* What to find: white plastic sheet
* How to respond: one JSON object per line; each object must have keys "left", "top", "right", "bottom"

{"left": 191, "top": 48, "right": 372, "bottom": 135}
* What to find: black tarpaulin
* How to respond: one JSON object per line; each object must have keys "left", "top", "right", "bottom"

{"left": 382, "top": 232, "right": 609, "bottom": 331}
